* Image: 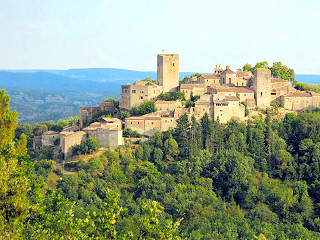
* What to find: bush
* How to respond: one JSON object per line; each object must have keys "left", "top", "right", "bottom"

{"left": 123, "top": 128, "right": 142, "bottom": 138}
{"left": 72, "top": 137, "right": 99, "bottom": 156}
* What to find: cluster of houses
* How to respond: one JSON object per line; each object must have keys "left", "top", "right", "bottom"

{"left": 33, "top": 53, "right": 320, "bottom": 159}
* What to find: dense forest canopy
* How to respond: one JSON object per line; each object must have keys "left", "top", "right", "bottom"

{"left": 3, "top": 88, "right": 320, "bottom": 239}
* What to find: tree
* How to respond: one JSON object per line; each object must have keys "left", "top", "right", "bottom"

{"left": 270, "top": 62, "right": 296, "bottom": 85}
{"left": 138, "top": 101, "right": 156, "bottom": 115}
{"left": 173, "top": 113, "right": 190, "bottom": 159}
{"left": 164, "top": 137, "right": 179, "bottom": 161}
{"left": 0, "top": 90, "right": 30, "bottom": 238}
{"left": 33, "top": 123, "right": 48, "bottom": 136}
{"left": 142, "top": 77, "right": 157, "bottom": 85}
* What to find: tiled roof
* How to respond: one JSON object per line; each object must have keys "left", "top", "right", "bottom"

{"left": 225, "top": 96, "right": 240, "bottom": 101}
{"left": 42, "top": 131, "right": 59, "bottom": 135}
{"left": 101, "top": 117, "right": 122, "bottom": 123}
{"left": 61, "top": 131, "right": 86, "bottom": 138}
{"left": 215, "top": 87, "right": 254, "bottom": 93}
{"left": 221, "top": 68, "right": 236, "bottom": 74}
{"left": 213, "top": 100, "right": 229, "bottom": 104}
{"left": 201, "top": 74, "right": 220, "bottom": 79}
{"left": 271, "top": 78, "right": 290, "bottom": 83}
{"left": 155, "top": 100, "right": 179, "bottom": 104}
{"left": 236, "top": 71, "right": 252, "bottom": 77}
{"left": 174, "top": 108, "right": 192, "bottom": 114}
{"left": 283, "top": 91, "right": 320, "bottom": 97}
{"left": 180, "top": 84, "right": 204, "bottom": 89}
{"left": 195, "top": 101, "right": 212, "bottom": 106}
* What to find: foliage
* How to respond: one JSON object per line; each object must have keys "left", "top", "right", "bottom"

{"left": 138, "top": 101, "right": 156, "bottom": 115}
{"left": 157, "top": 91, "right": 185, "bottom": 101}
{"left": 141, "top": 77, "right": 157, "bottom": 85}
{"left": 123, "top": 128, "right": 143, "bottom": 138}
{"left": 73, "top": 137, "right": 99, "bottom": 155}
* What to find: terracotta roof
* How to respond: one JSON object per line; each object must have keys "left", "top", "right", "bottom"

{"left": 213, "top": 100, "right": 229, "bottom": 104}
{"left": 195, "top": 101, "right": 212, "bottom": 106}
{"left": 61, "top": 131, "right": 86, "bottom": 138}
{"left": 215, "top": 87, "right": 254, "bottom": 93}
{"left": 101, "top": 117, "right": 122, "bottom": 123}
{"left": 283, "top": 91, "right": 320, "bottom": 97}
{"left": 221, "top": 67, "right": 236, "bottom": 74}
{"left": 201, "top": 74, "right": 220, "bottom": 79}
{"left": 180, "top": 84, "right": 204, "bottom": 89}
{"left": 155, "top": 100, "right": 179, "bottom": 104}
{"left": 42, "top": 131, "right": 59, "bottom": 135}
{"left": 174, "top": 108, "right": 192, "bottom": 114}
{"left": 271, "top": 78, "right": 290, "bottom": 83}
{"left": 34, "top": 136, "right": 42, "bottom": 139}
{"left": 225, "top": 96, "right": 240, "bottom": 101}
{"left": 236, "top": 71, "right": 253, "bottom": 77}
{"left": 100, "top": 102, "right": 114, "bottom": 106}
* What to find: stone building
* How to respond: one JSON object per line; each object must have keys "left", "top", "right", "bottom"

{"left": 125, "top": 111, "right": 176, "bottom": 136}
{"left": 157, "top": 54, "right": 179, "bottom": 93}
{"left": 42, "top": 131, "right": 60, "bottom": 147}
{"left": 119, "top": 81, "right": 162, "bottom": 111}
{"left": 83, "top": 121, "right": 124, "bottom": 149}
{"left": 253, "top": 68, "right": 271, "bottom": 108}
{"left": 180, "top": 84, "right": 205, "bottom": 100}
{"left": 155, "top": 100, "right": 182, "bottom": 111}
{"left": 80, "top": 101, "right": 115, "bottom": 129}
{"left": 280, "top": 91, "right": 320, "bottom": 111}
{"left": 60, "top": 131, "right": 87, "bottom": 159}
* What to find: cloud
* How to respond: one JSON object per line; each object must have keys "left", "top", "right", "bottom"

{"left": 280, "top": 35, "right": 289, "bottom": 41}
{"left": 26, "top": 23, "right": 39, "bottom": 29}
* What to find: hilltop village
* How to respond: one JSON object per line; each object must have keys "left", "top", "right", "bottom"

{"left": 34, "top": 53, "right": 320, "bottom": 159}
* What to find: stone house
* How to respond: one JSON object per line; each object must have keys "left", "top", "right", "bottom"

{"left": 60, "top": 131, "right": 87, "bottom": 159}
{"left": 180, "top": 84, "right": 205, "bottom": 100}
{"left": 155, "top": 100, "right": 182, "bottom": 111}
{"left": 280, "top": 91, "right": 320, "bottom": 111}
{"left": 125, "top": 111, "right": 175, "bottom": 136}
{"left": 42, "top": 131, "right": 60, "bottom": 147}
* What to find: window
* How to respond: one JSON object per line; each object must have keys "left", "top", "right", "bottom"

{"left": 53, "top": 136, "right": 54, "bottom": 138}
{"left": 244, "top": 94, "right": 246, "bottom": 96}
{"left": 261, "top": 92, "right": 262, "bottom": 96}
{"left": 138, "top": 122, "right": 140, "bottom": 124}
{"left": 152, "top": 122, "right": 153, "bottom": 125}
{"left": 171, "top": 119, "right": 172, "bottom": 122}
{"left": 103, "top": 134, "right": 105, "bottom": 137}
{"left": 165, "top": 120, "right": 167, "bottom": 123}
{"left": 173, "top": 63, "right": 175, "bottom": 67}
{"left": 140, "top": 96, "right": 143, "bottom": 99}
{"left": 140, "top": 91, "right": 144, "bottom": 93}
{"left": 131, "top": 122, "right": 132, "bottom": 124}
{"left": 132, "top": 90, "right": 136, "bottom": 93}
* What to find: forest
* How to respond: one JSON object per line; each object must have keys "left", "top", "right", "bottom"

{"left": 3, "top": 88, "right": 320, "bottom": 239}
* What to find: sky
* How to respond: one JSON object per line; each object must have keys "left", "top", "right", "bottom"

{"left": 0, "top": 0, "right": 320, "bottom": 74}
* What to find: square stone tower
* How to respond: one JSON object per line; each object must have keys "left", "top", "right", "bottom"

{"left": 253, "top": 68, "right": 271, "bottom": 108}
{"left": 157, "top": 54, "right": 179, "bottom": 93}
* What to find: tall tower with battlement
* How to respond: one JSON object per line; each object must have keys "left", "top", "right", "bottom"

{"left": 157, "top": 54, "right": 179, "bottom": 93}
{"left": 253, "top": 68, "right": 271, "bottom": 108}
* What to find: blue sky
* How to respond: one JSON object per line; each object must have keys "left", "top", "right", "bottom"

{"left": 0, "top": 0, "right": 319, "bottom": 74}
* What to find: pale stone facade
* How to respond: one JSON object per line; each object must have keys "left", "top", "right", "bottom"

{"left": 253, "top": 68, "right": 271, "bottom": 108}
{"left": 60, "top": 131, "right": 87, "bottom": 159}
{"left": 157, "top": 54, "right": 179, "bottom": 93}
{"left": 280, "top": 91, "right": 320, "bottom": 111}
{"left": 83, "top": 122, "right": 124, "bottom": 149}
{"left": 125, "top": 112, "right": 176, "bottom": 137}
{"left": 42, "top": 131, "right": 60, "bottom": 147}
{"left": 80, "top": 101, "right": 114, "bottom": 129}
{"left": 180, "top": 84, "right": 205, "bottom": 100}
{"left": 119, "top": 81, "right": 162, "bottom": 111}
{"left": 155, "top": 100, "right": 182, "bottom": 111}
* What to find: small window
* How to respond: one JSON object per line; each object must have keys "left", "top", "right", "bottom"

{"left": 132, "top": 90, "right": 136, "bottom": 93}
{"left": 173, "top": 63, "right": 175, "bottom": 67}
{"left": 165, "top": 120, "right": 167, "bottom": 123}
{"left": 171, "top": 119, "right": 172, "bottom": 122}
{"left": 140, "top": 96, "right": 143, "bottom": 99}
{"left": 138, "top": 122, "right": 140, "bottom": 124}
{"left": 131, "top": 122, "right": 132, "bottom": 124}
{"left": 152, "top": 122, "right": 153, "bottom": 125}
{"left": 261, "top": 92, "right": 262, "bottom": 96}
{"left": 244, "top": 94, "right": 246, "bottom": 96}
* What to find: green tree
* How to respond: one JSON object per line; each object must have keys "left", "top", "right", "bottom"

{"left": 138, "top": 101, "right": 156, "bottom": 115}
{"left": 173, "top": 113, "right": 190, "bottom": 159}
{"left": 0, "top": 90, "right": 30, "bottom": 238}
{"left": 270, "top": 62, "right": 296, "bottom": 85}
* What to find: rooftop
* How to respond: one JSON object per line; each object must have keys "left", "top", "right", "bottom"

{"left": 42, "top": 131, "right": 59, "bottom": 135}
{"left": 180, "top": 84, "right": 204, "bottom": 89}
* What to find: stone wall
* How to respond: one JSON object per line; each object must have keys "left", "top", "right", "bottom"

{"left": 253, "top": 68, "right": 271, "bottom": 108}
{"left": 157, "top": 54, "right": 179, "bottom": 93}
{"left": 60, "top": 131, "right": 87, "bottom": 159}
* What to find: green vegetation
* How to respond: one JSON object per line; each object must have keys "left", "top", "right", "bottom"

{"left": 241, "top": 101, "right": 250, "bottom": 116}
{"left": 130, "top": 101, "right": 157, "bottom": 116}
{"left": 241, "top": 61, "right": 296, "bottom": 85}
{"left": 72, "top": 137, "right": 99, "bottom": 155}
{"left": 295, "top": 82, "right": 320, "bottom": 93}
{"left": 4, "top": 87, "right": 320, "bottom": 239}
{"left": 141, "top": 77, "right": 157, "bottom": 84}
{"left": 157, "top": 91, "right": 185, "bottom": 101}
{"left": 123, "top": 128, "right": 143, "bottom": 138}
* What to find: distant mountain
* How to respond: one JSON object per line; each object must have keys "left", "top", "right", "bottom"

{"left": 295, "top": 74, "right": 320, "bottom": 84}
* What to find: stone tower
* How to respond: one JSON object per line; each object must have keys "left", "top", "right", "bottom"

{"left": 253, "top": 68, "right": 271, "bottom": 108}
{"left": 157, "top": 54, "right": 179, "bottom": 93}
